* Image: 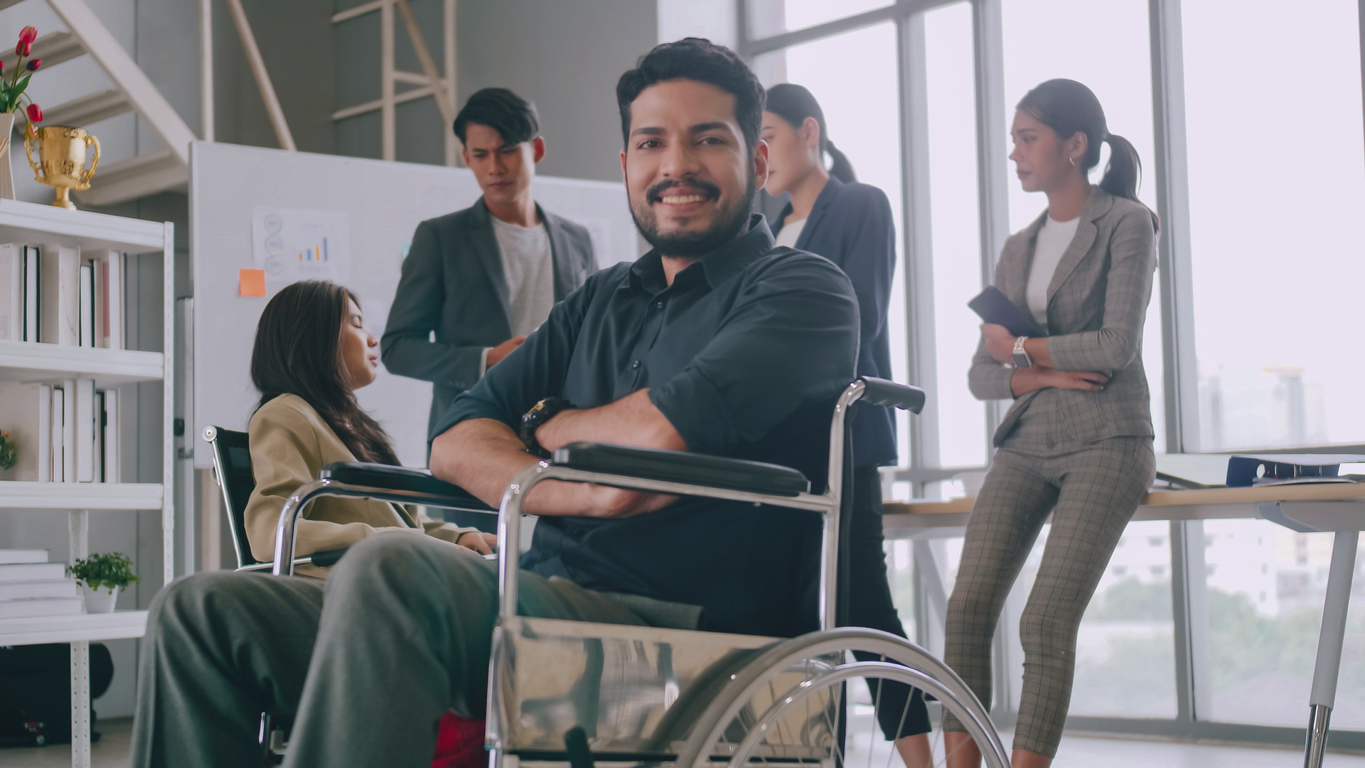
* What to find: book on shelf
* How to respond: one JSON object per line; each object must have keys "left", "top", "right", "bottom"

{"left": 22, "top": 245, "right": 38, "bottom": 342}
{"left": 0, "top": 580, "right": 81, "bottom": 601}
{"left": 0, "top": 383, "right": 52, "bottom": 481}
{"left": 39, "top": 243, "right": 79, "bottom": 346}
{"left": 74, "top": 378, "right": 94, "bottom": 482}
{"left": 97, "top": 251, "right": 123, "bottom": 350}
{"left": 50, "top": 384, "right": 64, "bottom": 482}
{"left": 0, "top": 380, "right": 120, "bottom": 484}
{"left": 0, "top": 243, "right": 18, "bottom": 341}
{"left": 0, "top": 597, "right": 84, "bottom": 619}
{"left": 0, "top": 561, "right": 67, "bottom": 582}
{"left": 78, "top": 261, "right": 93, "bottom": 348}
{"left": 102, "top": 388, "right": 118, "bottom": 482}
{"left": 60, "top": 378, "right": 75, "bottom": 482}
{"left": 0, "top": 549, "right": 48, "bottom": 564}
{"left": 0, "top": 244, "right": 125, "bottom": 349}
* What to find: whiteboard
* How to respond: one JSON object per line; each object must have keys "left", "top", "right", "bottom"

{"left": 190, "top": 141, "right": 640, "bottom": 468}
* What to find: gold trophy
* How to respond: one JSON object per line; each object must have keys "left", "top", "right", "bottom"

{"left": 24, "top": 125, "right": 100, "bottom": 210}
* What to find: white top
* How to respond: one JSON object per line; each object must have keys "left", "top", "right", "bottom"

{"left": 482, "top": 215, "right": 556, "bottom": 374}
{"left": 1025, "top": 214, "right": 1081, "bottom": 328}
{"left": 774, "top": 217, "right": 807, "bottom": 249}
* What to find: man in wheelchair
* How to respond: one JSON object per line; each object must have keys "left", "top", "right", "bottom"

{"left": 131, "top": 39, "right": 861, "bottom": 768}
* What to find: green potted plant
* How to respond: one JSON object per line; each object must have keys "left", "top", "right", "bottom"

{"left": 66, "top": 552, "right": 140, "bottom": 614}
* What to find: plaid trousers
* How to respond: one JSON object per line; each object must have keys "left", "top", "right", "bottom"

{"left": 940, "top": 436, "right": 1154, "bottom": 757}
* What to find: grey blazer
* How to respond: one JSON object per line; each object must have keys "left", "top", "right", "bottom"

{"left": 381, "top": 198, "right": 597, "bottom": 436}
{"left": 969, "top": 186, "right": 1157, "bottom": 447}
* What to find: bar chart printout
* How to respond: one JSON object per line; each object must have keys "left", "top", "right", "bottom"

{"left": 251, "top": 206, "right": 352, "bottom": 286}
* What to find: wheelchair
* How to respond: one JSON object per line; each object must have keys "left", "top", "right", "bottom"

{"left": 214, "top": 377, "right": 1011, "bottom": 767}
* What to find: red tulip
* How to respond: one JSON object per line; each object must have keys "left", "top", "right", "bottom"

{"left": 1, "top": 60, "right": 6, "bottom": 74}
{"left": 14, "top": 40, "right": 30, "bottom": 57}
{"left": 26, "top": 103, "right": 41, "bottom": 123}
{"left": 17, "top": 26, "right": 37, "bottom": 45}
{"left": 26, "top": 58, "right": 39, "bottom": 71}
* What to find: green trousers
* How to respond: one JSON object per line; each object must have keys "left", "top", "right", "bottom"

{"left": 130, "top": 534, "right": 659, "bottom": 768}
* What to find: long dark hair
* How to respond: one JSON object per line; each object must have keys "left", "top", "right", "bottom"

{"left": 764, "top": 83, "right": 856, "bottom": 183}
{"left": 1017, "top": 78, "right": 1159, "bottom": 231}
{"left": 251, "top": 280, "right": 400, "bottom": 466}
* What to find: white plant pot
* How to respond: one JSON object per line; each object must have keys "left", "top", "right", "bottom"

{"left": 81, "top": 584, "right": 120, "bottom": 614}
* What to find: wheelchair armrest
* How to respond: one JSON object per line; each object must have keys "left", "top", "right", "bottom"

{"left": 550, "top": 442, "right": 810, "bottom": 497}
{"left": 319, "top": 462, "right": 493, "bottom": 511}
{"left": 858, "top": 376, "right": 926, "bottom": 413}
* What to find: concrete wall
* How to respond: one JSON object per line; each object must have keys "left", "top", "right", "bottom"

{"left": 334, "top": 0, "right": 658, "bottom": 183}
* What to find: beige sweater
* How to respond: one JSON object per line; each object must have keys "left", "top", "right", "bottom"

{"left": 244, "top": 394, "right": 479, "bottom": 578}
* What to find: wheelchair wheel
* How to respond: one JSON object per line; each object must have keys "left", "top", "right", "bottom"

{"left": 673, "top": 628, "right": 1009, "bottom": 768}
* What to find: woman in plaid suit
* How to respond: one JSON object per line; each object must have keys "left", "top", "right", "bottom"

{"left": 942, "top": 79, "right": 1160, "bottom": 768}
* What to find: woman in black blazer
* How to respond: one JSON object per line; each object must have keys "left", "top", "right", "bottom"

{"left": 763, "top": 83, "right": 930, "bottom": 767}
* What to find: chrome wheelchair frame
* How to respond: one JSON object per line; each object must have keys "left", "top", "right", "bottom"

{"left": 259, "top": 377, "right": 1010, "bottom": 767}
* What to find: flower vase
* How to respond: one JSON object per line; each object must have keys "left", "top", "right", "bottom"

{"left": 0, "top": 111, "right": 14, "bottom": 200}
{"left": 80, "top": 584, "right": 120, "bottom": 614}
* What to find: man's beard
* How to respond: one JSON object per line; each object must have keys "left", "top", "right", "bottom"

{"left": 629, "top": 173, "right": 756, "bottom": 258}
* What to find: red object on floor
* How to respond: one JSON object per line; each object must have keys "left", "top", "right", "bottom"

{"left": 432, "top": 713, "right": 486, "bottom": 768}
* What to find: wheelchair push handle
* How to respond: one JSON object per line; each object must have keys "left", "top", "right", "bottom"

{"left": 856, "top": 376, "right": 926, "bottom": 413}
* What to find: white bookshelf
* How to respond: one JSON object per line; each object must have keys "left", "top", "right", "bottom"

{"left": 0, "top": 198, "right": 173, "bottom": 768}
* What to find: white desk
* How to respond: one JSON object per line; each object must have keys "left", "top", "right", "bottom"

{"left": 884, "top": 483, "right": 1365, "bottom": 768}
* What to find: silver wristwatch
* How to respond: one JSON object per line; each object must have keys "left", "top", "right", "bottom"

{"left": 1012, "top": 336, "right": 1033, "bottom": 368}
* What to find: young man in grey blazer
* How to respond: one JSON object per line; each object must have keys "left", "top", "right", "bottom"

{"left": 382, "top": 88, "right": 598, "bottom": 452}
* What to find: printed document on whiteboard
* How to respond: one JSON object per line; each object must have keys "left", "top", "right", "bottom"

{"left": 252, "top": 207, "right": 351, "bottom": 285}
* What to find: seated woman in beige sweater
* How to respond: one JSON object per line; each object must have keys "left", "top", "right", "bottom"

{"left": 244, "top": 280, "right": 494, "bottom": 578}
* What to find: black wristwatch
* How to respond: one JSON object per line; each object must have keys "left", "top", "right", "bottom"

{"left": 520, "top": 397, "right": 575, "bottom": 458}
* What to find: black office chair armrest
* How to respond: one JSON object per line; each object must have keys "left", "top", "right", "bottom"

{"left": 309, "top": 549, "right": 348, "bottom": 568}
{"left": 858, "top": 376, "right": 926, "bottom": 413}
{"left": 319, "top": 462, "right": 494, "bottom": 511}
{"left": 550, "top": 442, "right": 810, "bottom": 497}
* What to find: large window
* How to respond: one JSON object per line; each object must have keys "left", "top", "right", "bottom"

{"left": 746, "top": 0, "right": 892, "bottom": 38}
{"left": 1183, "top": 0, "right": 1365, "bottom": 450}
{"left": 1001, "top": 0, "right": 1167, "bottom": 452}
{"left": 742, "top": 0, "right": 1365, "bottom": 749}
{"left": 925, "top": 3, "right": 989, "bottom": 468}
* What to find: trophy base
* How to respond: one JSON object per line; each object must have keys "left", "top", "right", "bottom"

{"left": 50, "top": 188, "right": 77, "bottom": 210}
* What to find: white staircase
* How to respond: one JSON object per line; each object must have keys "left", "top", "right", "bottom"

{"left": 0, "top": 0, "right": 197, "bottom": 206}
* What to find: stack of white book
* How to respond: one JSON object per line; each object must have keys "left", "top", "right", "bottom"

{"left": 0, "top": 549, "right": 83, "bottom": 619}
{"left": 0, "top": 379, "right": 119, "bottom": 482}
{"left": 0, "top": 244, "right": 125, "bottom": 348}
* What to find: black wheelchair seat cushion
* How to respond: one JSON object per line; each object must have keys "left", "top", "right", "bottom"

{"left": 550, "top": 442, "right": 810, "bottom": 497}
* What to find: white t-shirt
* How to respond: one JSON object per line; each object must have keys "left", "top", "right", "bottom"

{"left": 1025, "top": 214, "right": 1080, "bottom": 328}
{"left": 775, "top": 217, "right": 807, "bottom": 249}
{"left": 482, "top": 216, "right": 555, "bottom": 374}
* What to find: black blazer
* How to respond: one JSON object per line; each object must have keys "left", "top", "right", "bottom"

{"left": 381, "top": 198, "right": 597, "bottom": 436}
{"left": 777, "top": 176, "right": 898, "bottom": 468}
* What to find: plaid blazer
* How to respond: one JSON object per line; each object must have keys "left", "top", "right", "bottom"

{"left": 969, "top": 186, "right": 1157, "bottom": 447}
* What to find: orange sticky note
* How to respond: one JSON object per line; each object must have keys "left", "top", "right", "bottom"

{"left": 239, "top": 268, "right": 266, "bottom": 297}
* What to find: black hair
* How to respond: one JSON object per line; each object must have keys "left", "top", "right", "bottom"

{"left": 616, "top": 38, "right": 765, "bottom": 154}
{"left": 453, "top": 87, "right": 540, "bottom": 146}
{"left": 1017, "top": 78, "right": 1159, "bottom": 231}
{"left": 764, "top": 83, "right": 856, "bottom": 183}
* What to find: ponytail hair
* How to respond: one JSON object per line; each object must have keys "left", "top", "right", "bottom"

{"left": 1017, "top": 79, "right": 1159, "bottom": 232}
{"left": 765, "top": 83, "right": 857, "bottom": 183}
